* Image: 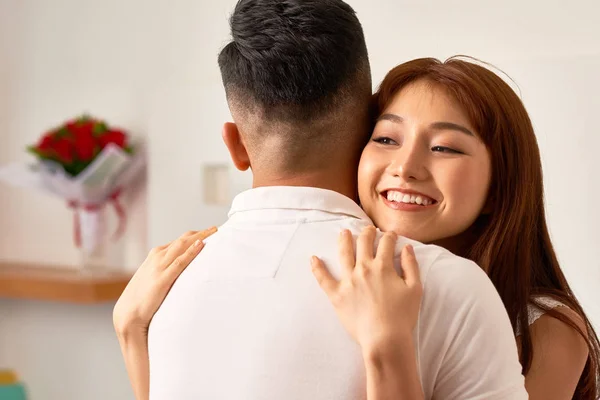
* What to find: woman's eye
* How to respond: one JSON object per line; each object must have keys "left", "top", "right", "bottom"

{"left": 431, "top": 145, "right": 461, "bottom": 154}
{"left": 372, "top": 137, "right": 397, "bottom": 145}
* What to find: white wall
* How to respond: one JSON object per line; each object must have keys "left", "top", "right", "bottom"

{"left": 0, "top": 0, "right": 598, "bottom": 399}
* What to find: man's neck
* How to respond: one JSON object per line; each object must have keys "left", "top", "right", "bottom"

{"left": 252, "top": 169, "right": 358, "bottom": 202}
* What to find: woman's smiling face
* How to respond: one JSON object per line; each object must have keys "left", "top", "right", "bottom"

{"left": 358, "top": 80, "right": 492, "bottom": 245}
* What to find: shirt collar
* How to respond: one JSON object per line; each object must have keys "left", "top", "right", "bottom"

{"left": 228, "top": 186, "right": 371, "bottom": 222}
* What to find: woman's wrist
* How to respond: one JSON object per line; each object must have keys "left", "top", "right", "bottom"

{"left": 363, "top": 332, "right": 424, "bottom": 400}
{"left": 117, "top": 327, "right": 150, "bottom": 400}
{"left": 362, "top": 330, "right": 415, "bottom": 364}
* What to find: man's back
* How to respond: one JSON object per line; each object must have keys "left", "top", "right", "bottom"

{"left": 148, "top": 187, "right": 526, "bottom": 399}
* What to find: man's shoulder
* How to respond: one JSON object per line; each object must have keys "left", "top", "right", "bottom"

{"left": 391, "top": 236, "right": 488, "bottom": 291}
{"left": 339, "top": 223, "right": 484, "bottom": 285}
{"left": 412, "top": 244, "right": 498, "bottom": 311}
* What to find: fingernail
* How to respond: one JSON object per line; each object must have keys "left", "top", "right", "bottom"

{"left": 311, "top": 256, "right": 318, "bottom": 265}
{"left": 194, "top": 239, "right": 201, "bottom": 247}
{"left": 407, "top": 244, "right": 414, "bottom": 256}
{"left": 208, "top": 226, "right": 217, "bottom": 233}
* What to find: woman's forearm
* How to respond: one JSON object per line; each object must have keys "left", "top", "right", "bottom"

{"left": 363, "top": 337, "right": 424, "bottom": 400}
{"left": 117, "top": 328, "right": 150, "bottom": 400}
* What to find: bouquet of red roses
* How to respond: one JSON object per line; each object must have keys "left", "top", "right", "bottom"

{"left": 0, "top": 114, "right": 146, "bottom": 270}
{"left": 27, "top": 114, "right": 132, "bottom": 177}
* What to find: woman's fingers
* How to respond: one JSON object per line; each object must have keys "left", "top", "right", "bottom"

{"left": 375, "top": 231, "right": 397, "bottom": 269}
{"left": 158, "top": 230, "right": 199, "bottom": 252}
{"left": 164, "top": 227, "right": 217, "bottom": 265}
{"left": 188, "top": 227, "right": 217, "bottom": 249}
{"left": 163, "top": 235, "right": 194, "bottom": 263}
{"left": 311, "top": 256, "right": 339, "bottom": 298}
{"left": 198, "top": 226, "right": 218, "bottom": 239}
{"left": 171, "top": 226, "right": 217, "bottom": 265}
{"left": 338, "top": 230, "right": 356, "bottom": 277}
{"left": 400, "top": 245, "right": 421, "bottom": 287}
{"left": 155, "top": 240, "right": 173, "bottom": 252}
{"left": 167, "top": 239, "right": 205, "bottom": 279}
{"left": 356, "top": 226, "right": 377, "bottom": 264}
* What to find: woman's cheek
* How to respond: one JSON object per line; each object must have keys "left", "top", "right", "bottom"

{"left": 358, "top": 153, "right": 383, "bottom": 216}
{"left": 444, "top": 161, "right": 490, "bottom": 219}
{"left": 357, "top": 149, "right": 377, "bottom": 189}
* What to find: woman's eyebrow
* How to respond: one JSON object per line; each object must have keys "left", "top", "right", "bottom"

{"left": 429, "top": 121, "right": 474, "bottom": 136}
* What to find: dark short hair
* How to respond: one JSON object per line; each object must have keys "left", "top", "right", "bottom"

{"left": 218, "top": 0, "right": 370, "bottom": 123}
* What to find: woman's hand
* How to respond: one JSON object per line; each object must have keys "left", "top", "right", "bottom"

{"left": 311, "top": 226, "right": 425, "bottom": 400}
{"left": 310, "top": 226, "right": 422, "bottom": 357}
{"left": 113, "top": 227, "right": 216, "bottom": 400}
{"left": 113, "top": 227, "right": 217, "bottom": 337}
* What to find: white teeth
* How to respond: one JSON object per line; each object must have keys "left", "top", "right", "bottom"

{"left": 386, "top": 190, "right": 434, "bottom": 206}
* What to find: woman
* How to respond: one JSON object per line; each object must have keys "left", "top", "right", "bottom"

{"left": 114, "top": 57, "right": 600, "bottom": 399}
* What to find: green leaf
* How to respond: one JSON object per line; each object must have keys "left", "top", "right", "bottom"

{"left": 26, "top": 145, "right": 52, "bottom": 161}
{"left": 67, "top": 149, "right": 91, "bottom": 174}
{"left": 56, "top": 127, "right": 70, "bottom": 138}
{"left": 93, "top": 122, "right": 108, "bottom": 135}
{"left": 26, "top": 145, "right": 40, "bottom": 155}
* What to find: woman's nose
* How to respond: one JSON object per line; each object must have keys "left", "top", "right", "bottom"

{"left": 389, "top": 149, "right": 428, "bottom": 181}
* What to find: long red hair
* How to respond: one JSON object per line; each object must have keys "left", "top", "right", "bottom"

{"left": 373, "top": 57, "right": 599, "bottom": 399}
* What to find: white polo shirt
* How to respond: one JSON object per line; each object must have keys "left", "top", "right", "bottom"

{"left": 148, "top": 187, "right": 527, "bottom": 400}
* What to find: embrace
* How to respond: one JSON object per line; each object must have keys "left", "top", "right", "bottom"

{"left": 113, "top": 0, "right": 600, "bottom": 399}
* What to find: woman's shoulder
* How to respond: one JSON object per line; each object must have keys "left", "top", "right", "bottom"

{"left": 522, "top": 297, "right": 590, "bottom": 399}
{"left": 517, "top": 295, "right": 587, "bottom": 337}
{"left": 527, "top": 295, "right": 569, "bottom": 327}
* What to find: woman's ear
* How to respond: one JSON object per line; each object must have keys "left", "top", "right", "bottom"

{"left": 222, "top": 122, "right": 251, "bottom": 171}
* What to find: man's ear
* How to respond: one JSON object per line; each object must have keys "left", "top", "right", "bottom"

{"left": 222, "top": 122, "right": 250, "bottom": 171}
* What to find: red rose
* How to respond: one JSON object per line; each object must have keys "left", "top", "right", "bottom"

{"left": 73, "top": 130, "right": 97, "bottom": 162}
{"left": 37, "top": 132, "right": 56, "bottom": 153}
{"left": 66, "top": 120, "right": 78, "bottom": 131}
{"left": 98, "top": 130, "right": 127, "bottom": 149}
{"left": 52, "top": 138, "right": 74, "bottom": 164}
{"left": 71, "top": 121, "right": 95, "bottom": 137}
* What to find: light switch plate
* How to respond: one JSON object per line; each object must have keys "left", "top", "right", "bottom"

{"left": 203, "top": 164, "right": 230, "bottom": 206}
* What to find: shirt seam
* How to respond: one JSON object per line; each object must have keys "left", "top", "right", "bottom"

{"left": 272, "top": 221, "right": 305, "bottom": 279}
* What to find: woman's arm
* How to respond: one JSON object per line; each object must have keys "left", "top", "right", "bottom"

{"left": 116, "top": 329, "right": 151, "bottom": 400}
{"left": 364, "top": 336, "right": 424, "bottom": 400}
{"left": 521, "top": 308, "right": 589, "bottom": 400}
{"left": 311, "top": 227, "right": 425, "bottom": 400}
{"left": 113, "top": 227, "right": 216, "bottom": 400}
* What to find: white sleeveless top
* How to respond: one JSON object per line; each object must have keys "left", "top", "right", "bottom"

{"left": 516, "top": 296, "right": 567, "bottom": 336}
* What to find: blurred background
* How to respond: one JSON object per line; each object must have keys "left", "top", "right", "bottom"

{"left": 0, "top": 0, "right": 598, "bottom": 398}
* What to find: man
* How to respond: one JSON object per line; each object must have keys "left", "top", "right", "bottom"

{"left": 148, "top": 1, "right": 527, "bottom": 399}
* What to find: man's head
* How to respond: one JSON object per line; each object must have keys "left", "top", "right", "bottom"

{"left": 218, "top": 0, "right": 372, "bottom": 187}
